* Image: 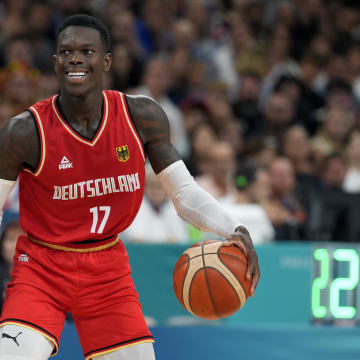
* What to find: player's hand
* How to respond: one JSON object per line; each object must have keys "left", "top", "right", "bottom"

{"left": 223, "top": 225, "right": 260, "bottom": 297}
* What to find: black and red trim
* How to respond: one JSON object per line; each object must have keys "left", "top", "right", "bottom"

{"left": 0, "top": 318, "right": 59, "bottom": 355}
{"left": 85, "top": 335, "right": 154, "bottom": 359}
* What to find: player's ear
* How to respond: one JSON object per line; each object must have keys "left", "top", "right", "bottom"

{"left": 104, "top": 53, "right": 112, "bottom": 72}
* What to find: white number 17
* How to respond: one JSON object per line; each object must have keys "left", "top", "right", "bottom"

{"left": 89, "top": 206, "right": 111, "bottom": 234}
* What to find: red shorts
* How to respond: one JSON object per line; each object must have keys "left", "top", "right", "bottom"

{"left": 0, "top": 235, "right": 153, "bottom": 359}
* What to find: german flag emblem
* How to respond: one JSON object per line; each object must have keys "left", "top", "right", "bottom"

{"left": 116, "top": 145, "right": 130, "bottom": 162}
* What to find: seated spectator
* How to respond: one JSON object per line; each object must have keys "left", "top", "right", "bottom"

{"left": 196, "top": 141, "right": 237, "bottom": 200}
{"left": 0, "top": 221, "right": 22, "bottom": 311}
{"left": 320, "top": 152, "right": 348, "bottom": 191}
{"left": 262, "top": 92, "right": 297, "bottom": 141}
{"left": 121, "top": 167, "right": 189, "bottom": 243}
{"left": 344, "top": 131, "right": 360, "bottom": 193}
{"left": 312, "top": 107, "right": 354, "bottom": 170}
{"left": 231, "top": 71, "right": 265, "bottom": 137}
{"left": 134, "top": 56, "right": 189, "bottom": 158}
{"left": 282, "top": 124, "right": 314, "bottom": 175}
{"left": 243, "top": 135, "right": 278, "bottom": 169}
{"left": 264, "top": 157, "right": 307, "bottom": 240}
{"left": 220, "top": 163, "right": 275, "bottom": 245}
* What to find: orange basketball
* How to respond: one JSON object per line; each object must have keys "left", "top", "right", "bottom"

{"left": 173, "top": 240, "right": 251, "bottom": 320}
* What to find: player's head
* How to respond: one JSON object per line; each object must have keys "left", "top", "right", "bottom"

{"left": 56, "top": 14, "right": 111, "bottom": 53}
{"left": 54, "top": 14, "right": 112, "bottom": 96}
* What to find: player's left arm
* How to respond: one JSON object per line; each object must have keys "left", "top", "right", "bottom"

{"left": 126, "top": 94, "right": 260, "bottom": 295}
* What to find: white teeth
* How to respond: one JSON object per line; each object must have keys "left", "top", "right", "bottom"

{"left": 68, "top": 72, "right": 86, "bottom": 77}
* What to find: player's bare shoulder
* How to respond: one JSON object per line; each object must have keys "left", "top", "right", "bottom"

{"left": 0, "top": 111, "right": 40, "bottom": 180}
{"left": 125, "top": 94, "right": 170, "bottom": 143}
{"left": 126, "top": 94, "right": 180, "bottom": 173}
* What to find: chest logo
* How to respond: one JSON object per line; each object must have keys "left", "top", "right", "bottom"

{"left": 59, "top": 156, "right": 73, "bottom": 170}
{"left": 116, "top": 145, "right": 130, "bottom": 162}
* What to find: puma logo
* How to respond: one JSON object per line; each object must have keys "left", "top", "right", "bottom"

{"left": 1, "top": 332, "right": 22, "bottom": 346}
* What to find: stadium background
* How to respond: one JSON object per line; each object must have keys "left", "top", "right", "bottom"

{"left": 1, "top": 0, "right": 360, "bottom": 359}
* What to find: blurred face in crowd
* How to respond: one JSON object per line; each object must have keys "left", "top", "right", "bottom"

{"left": 346, "top": 132, "right": 360, "bottom": 165}
{"left": 143, "top": 59, "right": 170, "bottom": 99}
{"left": 283, "top": 125, "right": 311, "bottom": 163}
{"left": 27, "top": 3, "right": 51, "bottom": 36}
{"left": 5, "top": 38, "right": 33, "bottom": 66}
{"left": 327, "top": 86, "right": 354, "bottom": 111}
{"left": 109, "top": 11, "right": 135, "bottom": 43}
{"left": 270, "top": 25, "right": 290, "bottom": 59}
{"left": 0, "top": 102, "right": 13, "bottom": 128}
{"left": 186, "top": 0, "right": 209, "bottom": 34}
{"left": 348, "top": 45, "right": 360, "bottom": 74}
{"left": 54, "top": 26, "right": 112, "bottom": 97}
{"left": 145, "top": 171, "right": 167, "bottom": 208}
{"left": 238, "top": 74, "right": 261, "bottom": 101}
{"left": 324, "top": 108, "right": 353, "bottom": 142}
{"left": 172, "top": 19, "right": 196, "bottom": 49}
{"left": 265, "top": 93, "right": 294, "bottom": 125}
{"left": 142, "top": 0, "right": 169, "bottom": 34}
{"left": 248, "top": 168, "right": 272, "bottom": 202}
{"left": 1, "top": 223, "right": 22, "bottom": 265}
{"left": 191, "top": 123, "right": 217, "bottom": 160}
{"left": 269, "top": 157, "right": 295, "bottom": 197}
{"left": 112, "top": 43, "right": 132, "bottom": 77}
{"left": 207, "top": 142, "right": 236, "bottom": 181}
{"left": 6, "top": 72, "right": 32, "bottom": 105}
{"left": 322, "top": 156, "right": 347, "bottom": 188}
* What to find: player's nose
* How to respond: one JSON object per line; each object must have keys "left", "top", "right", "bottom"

{"left": 69, "top": 51, "right": 84, "bottom": 65}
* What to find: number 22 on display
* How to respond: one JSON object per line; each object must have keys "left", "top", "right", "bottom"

{"left": 312, "top": 248, "right": 359, "bottom": 320}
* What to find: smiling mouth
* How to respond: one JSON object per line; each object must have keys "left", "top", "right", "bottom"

{"left": 66, "top": 71, "right": 89, "bottom": 79}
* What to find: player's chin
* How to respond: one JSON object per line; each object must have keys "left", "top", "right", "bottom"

{"left": 64, "top": 83, "right": 90, "bottom": 97}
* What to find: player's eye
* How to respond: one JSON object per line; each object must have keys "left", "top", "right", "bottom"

{"left": 60, "top": 49, "right": 70, "bottom": 56}
{"left": 83, "top": 49, "right": 95, "bottom": 55}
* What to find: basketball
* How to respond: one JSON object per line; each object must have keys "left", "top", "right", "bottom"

{"left": 173, "top": 240, "right": 252, "bottom": 320}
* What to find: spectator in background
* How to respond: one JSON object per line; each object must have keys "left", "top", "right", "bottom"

{"left": 35, "top": 66, "right": 59, "bottom": 100}
{"left": 312, "top": 107, "right": 354, "bottom": 169}
{"left": 344, "top": 131, "right": 360, "bottom": 193}
{"left": 265, "top": 157, "right": 306, "bottom": 240}
{"left": 282, "top": 124, "right": 314, "bottom": 176}
{"left": 231, "top": 71, "right": 265, "bottom": 137}
{"left": 243, "top": 135, "right": 278, "bottom": 169}
{"left": 111, "top": 42, "right": 143, "bottom": 92}
{"left": 320, "top": 153, "right": 348, "bottom": 191}
{"left": 0, "top": 101, "right": 13, "bottom": 129}
{"left": 196, "top": 141, "right": 237, "bottom": 200}
{"left": 136, "top": 0, "right": 172, "bottom": 56}
{"left": 107, "top": 9, "right": 144, "bottom": 60}
{"left": 186, "top": 121, "right": 217, "bottom": 176}
{"left": 0, "top": 221, "right": 22, "bottom": 311}
{"left": 220, "top": 163, "right": 274, "bottom": 245}
{"left": 134, "top": 56, "right": 189, "bottom": 158}
{"left": 122, "top": 167, "right": 189, "bottom": 243}
{"left": 262, "top": 91, "right": 296, "bottom": 141}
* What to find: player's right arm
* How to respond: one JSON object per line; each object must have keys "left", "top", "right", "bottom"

{"left": 0, "top": 112, "right": 40, "bottom": 220}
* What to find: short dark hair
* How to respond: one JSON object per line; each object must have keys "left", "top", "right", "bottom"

{"left": 56, "top": 14, "right": 111, "bottom": 52}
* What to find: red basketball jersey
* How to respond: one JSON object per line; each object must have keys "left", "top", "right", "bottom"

{"left": 19, "top": 90, "right": 146, "bottom": 245}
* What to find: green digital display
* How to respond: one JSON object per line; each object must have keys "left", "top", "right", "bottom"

{"left": 312, "top": 247, "right": 360, "bottom": 320}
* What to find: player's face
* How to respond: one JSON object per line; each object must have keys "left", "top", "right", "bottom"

{"left": 54, "top": 26, "right": 112, "bottom": 96}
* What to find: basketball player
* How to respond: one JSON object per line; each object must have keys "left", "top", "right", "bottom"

{"left": 0, "top": 15, "right": 259, "bottom": 360}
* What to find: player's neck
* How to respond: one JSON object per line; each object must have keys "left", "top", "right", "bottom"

{"left": 59, "top": 90, "right": 103, "bottom": 126}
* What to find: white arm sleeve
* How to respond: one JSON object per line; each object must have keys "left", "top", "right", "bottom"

{"left": 0, "top": 178, "right": 16, "bottom": 226}
{"left": 157, "top": 160, "right": 241, "bottom": 239}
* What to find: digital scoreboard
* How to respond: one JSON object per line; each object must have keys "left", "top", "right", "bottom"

{"left": 312, "top": 246, "right": 360, "bottom": 321}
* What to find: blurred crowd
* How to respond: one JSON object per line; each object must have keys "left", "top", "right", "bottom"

{"left": 2, "top": 0, "right": 360, "bottom": 249}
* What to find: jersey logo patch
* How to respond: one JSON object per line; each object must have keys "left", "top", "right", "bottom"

{"left": 116, "top": 145, "right": 130, "bottom": 162}
{"left": 18, "top": 253, "right": 29, "bottom": 263}
{"left": 59, "top": 156, "right": 73, "bottom": 170}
